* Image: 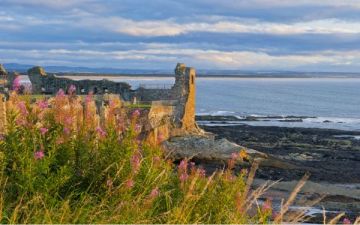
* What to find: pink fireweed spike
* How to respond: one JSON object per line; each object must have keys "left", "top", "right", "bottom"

{"left": 56, "top": 89, "right": 65, "bottom": 97}
{"left": 178, "top": 159, "right": 187, "bottom": 172}
{"left": 12, "top": 76, "right": 21, "bottom": 91}
{"left": 262, "top": 199, "right": 272, "bottom": 212}
{"left": 63, "top": 127, "right": 70, "bottom": 135}
{"left": 132, "top": 109, "right": 140, "bottom": 118}
{"left": 68, "top": 84, "right": 76, "bottom": 95}
{"left": 134, "top": 124, "right": 141, "bottom": 133}
{"left": 37, "top": 99, "right": 48, "bottom": 110}
{"left": 39, "top": 127, "right": 49, "bottom": 135}
{"left": 343, "top": 218, "right": 351, "bottom": 225}
{"left": 34, "top": 150, "right": 45, "bottom": 160}
{"left": 17, "top": 101, "right": 28, "bottom": 116}
{"left": 131, "top": 153, "right": 141, "bottom": 174}
{"left": 96, "top": 126, "right": 107, "bottom": 138}
{"left": 179, "top": 173, "right": 189, "bottom": 182}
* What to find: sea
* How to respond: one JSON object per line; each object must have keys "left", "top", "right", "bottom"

{"left": 21, "top": 76, "right": 360, "bottom": 131}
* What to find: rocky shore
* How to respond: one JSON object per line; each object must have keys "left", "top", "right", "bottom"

{"left": 192, "top": 115, "right": 360, "bottom": 222}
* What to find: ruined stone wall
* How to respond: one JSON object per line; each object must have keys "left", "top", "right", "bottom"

{"left": 28, "top": 74, "right": 133, "bottom": 100}
{"left": 135, "top": 88, "right": 173, "bottom": 102}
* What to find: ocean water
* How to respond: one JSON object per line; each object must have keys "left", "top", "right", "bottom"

{"left": 23, "top": 76, "right": 360, "bottom": 131}
{"left": 115, "top": 77, "right": 360, "bottom": 131}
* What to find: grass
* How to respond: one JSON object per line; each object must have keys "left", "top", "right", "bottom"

{"left": 0, "top": 90, "right": 358, "bottom": 224}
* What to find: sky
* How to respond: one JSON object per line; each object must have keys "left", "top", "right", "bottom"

{"left": 2, "top": 0, "right": 360, "bottom": 72}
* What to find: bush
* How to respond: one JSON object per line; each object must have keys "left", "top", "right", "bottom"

{"left": 0, "top": 91, "right": 275, "bottom": 224}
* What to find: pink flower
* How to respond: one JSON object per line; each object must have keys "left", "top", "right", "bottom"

{"left": 262, "top": 199, "right": 272, "bottom": 211}
{"left": 135, "top": 124, "right": 141, "bottom": 132}
{"left": 34, "top": 150, "right": 45, "bottom": 160}
{"left": 12, "top": 76, "right": 21, "bottom": 91}
{"left": 126, "top": 179, "right": 134, "bottom": 188}
{"left": 40, "top": 127, "right": 48, "bottom": 135}
{"left": 150, "top": 187, "right": 159, "bottom": 198}
{"left": 63, "top": 127, "right": 70, "bottom": 135}
{"left": 37, "top": 99, "right": 48, "bottom": 110}
{"left": 132, "top": 109, "right": 140, "bottom": 118}
{"left": 68, "top": 84, "right": 76, "bottom": 95}
{"left": 85, "top": 93, "right": 93, "bottom": 104}
{"left": 0, "top": 134, "right": 4, "bottom": 141}
{"left": 131, "top": 153, "right": 141, "bottom": 173}
{"left": 56, "top": 89, "right": 65, "bottom": 97}
{"left": 198, "top": 168, "right": 206, "bottom": 178}
{"left": 17, "top": 101, "right": 28, "bottom": 116}
{"left": 96, "top": 126, "right": 107, "bottom": 138}
{"left": 64, "top": 117, "right": 73, "bottom": 126}
{"left": 179, "top": 173, "right": 188, "bottom": 182}
{"left": 343, "top": 218, "right": 351, "bottom": 224}
{"left": 178, "top": 159, "right": 187, "bottom": 172}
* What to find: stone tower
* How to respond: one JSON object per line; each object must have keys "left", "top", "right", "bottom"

{"left": 172, "top": 63, "right": 197, "bottom": 132}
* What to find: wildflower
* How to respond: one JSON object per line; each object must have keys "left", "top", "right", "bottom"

{"left": 149, "top": 187, "right": 159, "bottom": 198}
{"left": 343, "top": 218, "right": 351, "bottom": 224}
{"left": 12, "top": 76, "right": 21, "bottom": 91}
{"left": 37, "top": 99, "right": 48, "bottom": 110}
{"left": 132, "top": 109, "right": 140, "bottom": 118}
{"left": 126, "top": 179, "right": 134, "bottom": 188}
{"left": 179, "top": 173, "right": 188, "bottom": 182}
{"left": 17, "top": 101, "right": 28, "bottom": 116}
{"left": 0, "top": 134, "right": 4, "bottom": 141}
{"left": 198, "top": 168, "right": 206, "bottom": 178}
{"left": 39, "top": 127, "right": 48, "bottom": 135}
{"left": 85, "top": 93, "right": 93, "bottom": 104}
{"left": 262, "top": 199, "right": 272, "bottom": 212}
{"left": 63, "top": 127, "right": 70, "bottom": 135}
{"left": 68, "top": 84, "right": 76, "bottom": 95}
{"left": 96, "top": 126, "right": 107, "bottom": 138}
{"left": 135, "top": 124, "right": 141, "bottom": 133}
{"left": 179, "top": 159, "right": 187, "bottom": 172}
{"left": 56, "top": 89, "right": 65, "bottom": 97}
{"left": 34, "top": 150, "right": 45, "bottom": 160}
{"left": 131, "top": 153, "right": 141, "bottom": 173}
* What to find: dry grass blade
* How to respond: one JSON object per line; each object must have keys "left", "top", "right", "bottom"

{"left": 274, "top": 172, "right": 310, "bottom": 223}
{"left": 328, "top": 212, "right": 345, "bottom": 224}
{"left": 288, "top": 195, "right": 325, "bottom": 223}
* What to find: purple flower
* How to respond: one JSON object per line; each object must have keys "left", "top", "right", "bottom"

{"left": 40, "top": 127, "right": 48, "bottom": 135}
{"left": 12, "top": 76, "right": 21, "bottom": 91}
{"left": 34, "top": 150, "right": 45, "bottom": 160}
{"left": 68, "top": 84, "right": 76, "bottom": 95}
{"left": 198, "top": 168, "right": 206, "bottom": 178}
{"left": 150, "top": 187, "right": 159, "bottom": 198}
{"left": 96, "top": 126, "right": 107, "bottom": 138}
{"left": 56, "top": 89, "right": 65, "bottom": 97}
{"left": 132, "top": 109, "right": 140, "bottom": 118}
{"left": 343, "top": 218, "right": 351, "bottom": 225}
{"left": 37, "top": 99, "right": 48, "bottom": 110}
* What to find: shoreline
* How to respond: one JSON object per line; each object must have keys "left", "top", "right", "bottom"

{"left": 195, "top": 116, "right": 360, "bottom": 221}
